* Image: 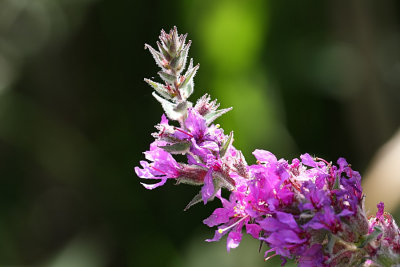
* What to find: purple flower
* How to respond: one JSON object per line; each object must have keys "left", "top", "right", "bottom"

{"left": 201, "top": 169, "right": 214, "bottom": 204}
{"left": 227, "top": 231, "right": 243, "bottom": 252}
{"left": 185, "top": 108, "right": 207, "bottom": 141}
{"left": 376, "top": 202, "right": 385, "bottom": 219}
{"left": 203, "top": 207, "right": 232, "bottom": 227}
{"left": 245, "top": 223, "right": 262, "bottom": 239}
{"left": 248, "top": 157, "right": 294, "bottom": 212}
{"left": 138, "top": 27, "right": 400, "bottom": 266}
{"left": 155, "top": 114, "right": 190, "bottom": 141}
{"left": 204, "top": 190, "right": 250, "bottom": 249}
{"left": 259, "top": 212, "right": 307, "bottom": 260}
{"left": 300, "top": 181, "right": 331, "bottom": 211}
{"left": 135, "top": 141, "right": 181, "bottom": 189}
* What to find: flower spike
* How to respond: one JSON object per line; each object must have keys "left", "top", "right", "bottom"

{"left": 136, "top": 27, "right": 400, "bottom": 266}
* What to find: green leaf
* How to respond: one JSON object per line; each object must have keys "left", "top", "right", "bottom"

{"left": 180, "top": 63, "right": 199, "bottom": 95}
{"left": 152, "top": 93, "right": 191, "bottom": 121}
{"left": 204, "top": 107, "right": 232, "bottom": 125}
{"left": 169, "top": 56, "right": 181, "bottom": 70}
{"left": 181, "top": 80, "right": 193, "bottom": 100}
{"left": 377, "top": 255, "right": 395, "bottom": 267}
{"left": 157, "top": 41, "right": 170, "bottom": 60}
{"left": 184, "top": 182, "right": 220, "bottom": 209}
{"left": 177, "top": 33, "right": 188, "bottom": 52}
{"left": 145, "top": 44, "right": 164, "bottom": 69}
{"left": 158, "top": 71, "right": 176, "bottom": 84}
{"left": 220, "top": 131, "right": 234, "bottom": 158}
{"left": 327, "top": 233, "right": 336, "bottom": 254}
{"left": 152, "top": 92, "right": 181, "bottom": 120}
{"left": 176, "top": 41, "right": 191, "bottom": 74}
{"left": 184, "top": 192, "right": 203, "bottom": 211}
{"left": 333, "top": 174, "right": 340, "bottom": 190}
{"left": 175, "top": 100, "right": 192, "bottom": 114}
{"left": 214, "top": 172, "right": 235, "bottom": 191}
{"left": 187, "top": 57, "right": 193, "bottom": 71}
{"left": 144, "top": 78, "right": 172, "bottom": 100}
{"left": 159, "top": 141, "right": 191, "bottom": 154}
{"left": 357, "top": 226, "right": 382, "bottom": 248}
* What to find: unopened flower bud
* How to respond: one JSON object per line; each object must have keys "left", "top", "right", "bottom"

{"left": 176, "top": 164, "right": 208, "bottom": 185}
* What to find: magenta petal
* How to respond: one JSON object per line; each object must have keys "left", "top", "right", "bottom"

{"left": 140, "top": 178, "right": 167, "bottom": 190}
{"left": 246, "top": 224, "right": 262, "bottom": 239}
{"left": 135, "top": 163, "right": 152, "bottom": 178}
{"left": 186, "top": 153, "right": 198, "bottom": 165}
{"left": 215, "top": 189, "right": 232, "bottom": 209}
{"left": 376, "top": 202, "right": 385, "bottom": 219}
{"left": 206, "top": 229, "right": 224, "bottom": 242}
{"left": 337, "top": 209, "right": 353, "bottom": 217}
{"left": 281, "top": 230, "right": 306, "bottom": 243}
{"left": 267, "top": 230, "right": 305, "bottom": 245}
{"left": 276, "top": 212, "right": 298, "bottom": 229}
{"left": 276, "top": 188, "right": 294, "bottom": 205}
{"left": 203, "top": 208, "right": 231, "bottom": 227}
{"left": 306, "top": 221, "right": 326, "bottom": 230}
{"left": 202, "top": 141, "right": 219, "bottom": 152}
{"left": 258, "top": 217, "right": 282, "bottom": 231}
{"left": 227, "top": 231, "right": 242, "bottom": 252}
{"left": 190, "top": 139, "right": 213, "bottom": 160}
{"left": 300, "top": 153, "right": 317, "bottom": 167}
{"left": 337, "top": 157, "right": 348, "bottom": 171}
{"left": 201, "top": 170, "right": 214, "bottom": 204}
{"left": 252, "top": 149, "right": 277, "bottom": 163}
{"left": 160, "top": 114, "right": 168, "bottom": 125}
{"left": 185, "top": 108, "right": 207, "bottom": 139}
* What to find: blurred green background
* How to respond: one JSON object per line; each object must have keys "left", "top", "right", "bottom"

{"left": 0, "top": 0, "right": 400, "bottom": 266}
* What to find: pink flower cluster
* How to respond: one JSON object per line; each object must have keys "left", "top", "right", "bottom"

{"left": 136, "top": 27, "right": 400, "bottom": 266}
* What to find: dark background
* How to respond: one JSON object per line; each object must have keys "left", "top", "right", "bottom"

{"left": 0, "top": 0, "right": 399, "bottom": 266}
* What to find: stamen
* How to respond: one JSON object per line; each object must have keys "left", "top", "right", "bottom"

{"left": 159, "top": 126, "right": 166, "bottom": 137}
{"left": 288, "top": 177, "right": 301, "bottom": 191}
{"left": 174, "top": 81, "right": 182, "bottom": 100}
{"left": 264, "top": 253, "right": 278, "bottom": 261}
{"left": 384, "top": 213, "right": 392, "bottom": 223}
{"left": 218, "top": 215, "right": 249, "bottom": 234}
{"left": 315, "top": 157, "right": 331, "bottom": 167}
{"left": 151, "top": 166, "right": 167, "bottom": 175}
{"left": 174, "top": 127, "right": 194, "bottom": 138}
{"left": 165, "top": 84, "right": 174, "bottom": 93}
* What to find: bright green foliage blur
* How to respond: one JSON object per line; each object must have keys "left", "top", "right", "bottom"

{"left": 185, "top": 0, "right": 295, "bottom": 161}
{"left": 0, "top": 0, "right": 399, "bottom": 266}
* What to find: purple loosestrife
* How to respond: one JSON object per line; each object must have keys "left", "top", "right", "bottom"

{"left": 135, "top": 27, "right": 400, "bottom": 266}
{"left": 135, "top": 27, "right": 236, "bottom": 207}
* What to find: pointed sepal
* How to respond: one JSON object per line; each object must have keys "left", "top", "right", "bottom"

{"left": 158, "top": 71, "right": 176, "bottom": 84}
{"left": 144, "top": 44, "right": 165, "bottom": 69}
{"left": 176, "top": 164, "right": 208, "bottom": 186}
{"left": 159, "top": 141, "right": 191, "bottom": 155}
{"left": 220, "top": 131, "right": 234, "bottom": 158}
{"left": 357, "top": 226, "right": 382, "bottom": 248}
{"left": 144, "top": 78, "right": 173, "bottom": 100}
{"left": 152, "top": 92, "right": 192, "bottom": 121}
{"left": 204, "top": 107, "right": 233, "bottom": 125}
{"left": 184, "top": 192, "right": 203, "bottom": 211}
{"left": 179, "top": 62, "right": 199, "bottom": 100}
